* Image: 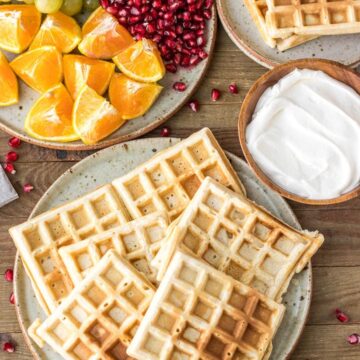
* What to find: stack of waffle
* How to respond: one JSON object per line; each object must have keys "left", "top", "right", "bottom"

{"left": 9, "top": 128, "right": 324, "bottom": 360}
{"left": 245, "top": 0, "right": 360, "bottom": 51}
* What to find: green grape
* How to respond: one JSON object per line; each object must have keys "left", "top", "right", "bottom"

{"left": 34, "top": 0, "right": 63, "bottom": 13}
{"left": 83, "top": 0, "right": 99, "bottom": 11}
{"left": 61, "top": 0, "right": 83, "bottom": 16}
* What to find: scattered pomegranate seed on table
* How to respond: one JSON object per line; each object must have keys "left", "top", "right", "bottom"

{"left": 9, "top": 292, "right": 15, "bottom": 305}
{"left": 173, "top": 82, "right": 186, "bottom": 92}
{"left": 5, "top": 151, "right": 18, "bottom": 163}
{"left": 211, "top": 88, "right": 221, "bottom": 101}
{"left": 4, "top": 269, "right": 13, "bottom": 282}
{"left": 101, "top": 0, "right": 213, "bottom": 72}
{"left": 348, "top": 333, "right": 360, "bottom": 345}
{"left": 229, "top": 83, "right": 239, "bottom": 94}
{"left": 188, "top": 99, "right": 200, "bottom": 112}
{"left": 3, "top": 342, "right": 15, "bottom": 353}
{"left": 23, "top": 184, "right": 34, "bottom": 193}
{"left": 4, "top": 163, "right": 16, "bottom": 175}
{"left": 8, "top": 137, "right": 21, "bottom": 148}
{"left": 160, "top": 126, "right": 171, "bottom": 137}
{"left": 335, "top": 308, "right": 349, "bottom": 323}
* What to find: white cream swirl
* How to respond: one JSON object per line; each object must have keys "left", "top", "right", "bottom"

{"left": 246, "top": 68, "right": 360, "bottom": 200}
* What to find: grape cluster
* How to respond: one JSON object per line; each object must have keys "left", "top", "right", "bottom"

{"left": 14, "top": 0, "right": 99, "bottom": 15}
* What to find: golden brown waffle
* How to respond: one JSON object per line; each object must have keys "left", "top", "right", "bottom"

{"left": 9, "top": 185, "right": 131, "bottom": 315}
{"left": 60, "top": 212, "right": 170, "bottom": 285}
{"left": 128, "top": 251, "right": 285, "bottom": 360}
{"left": 265, "top": 0, "right": 360, "bottom": 38}
{"left": 29, "top": 250, "right": 155, "bottom": 360}
{"left": 244, "top": 0, "right": 317, "bottom": 50}
{"left": 112, "top": 127, "right": 245, "bottom": 220}
{"left": 155, "top": 178, "right": 324, "bottom": 301}
{"left": 10, "top": 128, "right": 244, "bottom": 315}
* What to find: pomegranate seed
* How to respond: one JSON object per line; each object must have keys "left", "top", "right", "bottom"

{"left": 211, "top": 88, "right": 221, "bottom": 101}
{"left": 4, "top": 269, "right": 13, "bottom": 282}
{"left": 8, "top": 137, "right": 21, "bottom": 148}
{"left": 188, "top": 99, "right": 200, "bottom": 112}
{"left": 100, "top": 0, "right": 109, "bottom": 8}
{"left": 199, "top": 50, "right": 208, "bottom": 59}
{"left": 4, "top": 163, "right": 16, "bottom": 174}
{"left": 160, "top": 127, "right": 171, "bottom": 137}
{"left": 5, "top": 151, "right": 18, "bottom": 162}
{"left": 335, "top": 308, "right": 349, "bottom": 323}
{"left": 3, "top": 342, "right": 15, "bottom": 353}
{"left": 348, "top": 334, "right": 360, "bottom": 345}
{"left": 106, "top": 5, "right": 118, "bottom": 15}
{"left": 166, "top": 63, "right": 177, "bottom": 73}
{"left": 229, "top": 83, "right": 239, "bottom": 94}
{"left": 23, "top": 183, "right": 34, "bottom": 193}
{"left": 9, "top": 291, "right": 15, "bottom": 305}
{"left": 173, "top": 82, "right": 187, "bottom": 92}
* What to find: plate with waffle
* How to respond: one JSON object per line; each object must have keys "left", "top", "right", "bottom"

{"left": 10, "top": 128, "right": 324, "bottom": 360}
{"left": 217, "top": 0, "right": 360, "bottom": 68}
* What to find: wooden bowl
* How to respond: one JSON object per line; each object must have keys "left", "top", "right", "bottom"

{"left": 238, "top": 59, "right": 360, "bottom": 205}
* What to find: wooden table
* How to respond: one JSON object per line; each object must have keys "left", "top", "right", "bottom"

{"left": 1, "top": 25, "right": 359, "bottom": 360}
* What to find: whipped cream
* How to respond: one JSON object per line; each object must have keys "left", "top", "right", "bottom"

{"left": 246, "top": 68, "right": 360, "bottom": 200}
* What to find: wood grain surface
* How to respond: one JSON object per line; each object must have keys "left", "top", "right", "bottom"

{"left": 1, "top": 25, "right": 360, "bottom": 359}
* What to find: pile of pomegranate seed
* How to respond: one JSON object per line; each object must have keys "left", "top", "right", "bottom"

{"left": 100, "top": 0, "right": 213, "bottom": 73}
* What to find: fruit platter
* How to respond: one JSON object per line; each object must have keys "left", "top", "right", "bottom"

{"left": 0, "top": 0, "right": 216, "bottom": 149}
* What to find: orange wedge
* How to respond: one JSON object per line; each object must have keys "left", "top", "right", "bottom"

{"left": 0, "top": 51, "right": 18, "bottom": 106}
{"left": 73, "top": 85, "right": 125, "bottom": 145}
{"left": 109, "top": 73, "right": 162, "bottom": 120}
{"left": 10, "top": 46, "right": 63, "bottom": 93}
{"left": 0, "top": 5, "right": 41, "bottom": 53}
{"left": 112, "top": 39, "right": 165, "bottom": 82}
{"left": 25, "top": 84, "right": 79, "bottom": 142}
{"left": 29, "top": 12, "right": 82, "bottom": 53}
{"left": 78, "top": 7, "right": 134, "bottom": 59}
{"left": 63, "top": 54, "right": 115, "bottom": 100}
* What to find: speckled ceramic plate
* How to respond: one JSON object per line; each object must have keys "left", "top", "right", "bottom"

{"left": 217, "top": 0, "right": 360, "bottom": 68}
{"left": 0, "top": 7, "right": 216, "bottom": 150}
{"left": 14, "top": 137, "right": 312, "bottom": 360}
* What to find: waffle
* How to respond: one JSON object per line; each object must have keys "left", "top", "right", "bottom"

{"left": 9, "top": 185, "right": 131, "bottom": 315}
{"left": 265, "top": 0, "right": 360, "bottom": 38}
{"left": 244, "top": 0, "right": 317, "bottom": 50}
{"left": 155, "top": 178, "right": 324, "bottom": 301}
{"left": 60, "top": 212, "right": 170, "bottom": 285}
{"left": 112, "top": 127, "right": 245, "bottom": 221}
{"left": 29, "top": 250, "right": 155, "bottom": 360}
{"left": 128, "top": 251, "right": 285, "bottom": 360}
{"left": 9, "top": 128, "right": 244, "bottom": 315}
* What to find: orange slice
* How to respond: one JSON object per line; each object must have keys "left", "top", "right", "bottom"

{"left": 73, "top": 84, "right": 125, "bottom": 145}
{"left": 10, "top": 46, "right": 63, "bottom": 93}
{"left": 0, "top": 51, "right": 18, "bottom": 106}
{"left": 25, "top": 84, "right": 79, "bottom": 142}
{"left": 0, "top": 5, "right": 41, "bottom": 53}
{"left": 63, "top": 54, "right": 115, "bottom": 100}
{"left": 112, "top": 39, "right": 165, "bottom": 82}
{"left": 78, "top": 7, "right": 134, "bottom": 59}
{"left": 109, "top": 73, "right": 162, "bottom": 120}
{"left": 29, "top": 12, "right": 82, "bottom": 53}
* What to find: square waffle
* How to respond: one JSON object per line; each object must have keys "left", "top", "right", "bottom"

{"left": 29, "top": 250, "right": 155, "bottom": 359}
{"left": 127, "top": 251, "right": 285, "bottom": 360}
{"left": 155, "top": 178, "right": 324, "bottom": 301}
{"left": 9, "top": 185, "right": 131, "bottom": 315}
{"left": 60, "top": 212, "right": 170, "bottom": 285}
{"left": 265, "top": 0, "right": 360, "bottom": 38}
{"left": 244, "top": 0, "right": 317, "bottom": 50}
{"left": 112, "top": 127, "right": 245, "bottom": 220}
